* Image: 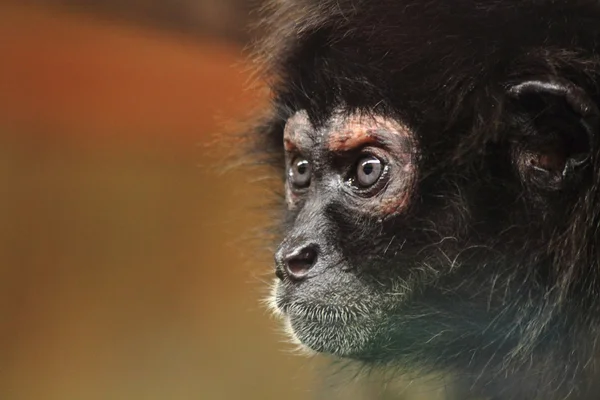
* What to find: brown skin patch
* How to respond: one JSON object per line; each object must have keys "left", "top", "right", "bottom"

{"left": 283, "top": 138, "right": 296, "bottom": 152}
{"left": 327, "top": 114, "right": 413, "bottom": 152}
{"left": 328, "top": 124, "right": 377, "bottom": 151}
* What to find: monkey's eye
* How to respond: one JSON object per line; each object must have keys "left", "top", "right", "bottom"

{"left": 288, "top": 157, "right": 312, "bottom": 188}
{"left": 354, "top": 155, "right": 384, "bottom": 188}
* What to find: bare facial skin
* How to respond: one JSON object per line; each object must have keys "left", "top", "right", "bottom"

{"left": 283, "top": 110, "right": 417, "bottom": 215}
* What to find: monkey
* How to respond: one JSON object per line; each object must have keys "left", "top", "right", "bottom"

{"left": 250, "top": 0, "right": 600, "bottom": 399}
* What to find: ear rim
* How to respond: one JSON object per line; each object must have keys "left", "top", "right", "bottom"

{"left": 507, "top": 77, "right": 599, "bottom": 119}
{"left": 506, "top": 77, "right": 599, "bottom": 191}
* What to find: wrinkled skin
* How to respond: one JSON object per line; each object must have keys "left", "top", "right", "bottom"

{"left": 253, "top": 1, "right": 600, "bottom": 398}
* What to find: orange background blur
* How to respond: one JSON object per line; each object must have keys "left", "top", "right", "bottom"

{"left": 0, "top": 2, "right": 318, "bottom": 399}
{"left": 0, "top": 2, "right": 447, "bottom": 399}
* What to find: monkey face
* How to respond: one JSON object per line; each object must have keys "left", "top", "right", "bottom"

{"left": 272, "top": 109, "right": 419, "bottom": 357}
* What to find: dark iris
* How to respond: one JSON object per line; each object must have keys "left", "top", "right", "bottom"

{"left": 289, "top": 157, "right": 311, "bottom": 188}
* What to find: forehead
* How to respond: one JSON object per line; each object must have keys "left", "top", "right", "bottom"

{"left": 283, "top": 110, "right": 414, "bottom": 152}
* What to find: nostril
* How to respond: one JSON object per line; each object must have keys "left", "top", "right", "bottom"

{"left": 287, "top": 257, "right": 312, "bottom": 276}
{"left": 285, "top": 246, "right": 318, "bottom": 281}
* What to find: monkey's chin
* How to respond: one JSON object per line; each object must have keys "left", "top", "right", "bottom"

{"left": 268, "top": 279, "right": 392, "bottom": 359}
{"left": 277, "top": 300, "right": 378, "bottom": 358}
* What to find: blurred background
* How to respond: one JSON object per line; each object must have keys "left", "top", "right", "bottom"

{"left": 0, "top": 1, "right": 448, "bottom": 399}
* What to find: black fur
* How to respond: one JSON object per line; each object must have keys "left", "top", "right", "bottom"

{"left": 252, "top": 1, "right": 600, "bottom": 399}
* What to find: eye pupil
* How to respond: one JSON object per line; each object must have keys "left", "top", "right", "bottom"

{"left": 362, "top": 163, "right": 374, "bottom": 175}
{"left": 297, "top": 163, "right": 307, "bottom": 175}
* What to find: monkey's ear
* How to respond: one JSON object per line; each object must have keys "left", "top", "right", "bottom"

{"left": 507, "top": 78, "right": 599, "bottom": 190}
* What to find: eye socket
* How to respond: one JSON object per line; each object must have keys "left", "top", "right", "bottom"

{"left": 288, "top": 157, "right": 311, "bottom": 188}
{"left": 354, "top": 155, "right": 384, "bottom": 188}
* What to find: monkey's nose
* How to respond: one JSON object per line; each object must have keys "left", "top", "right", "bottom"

{"left": 275, "top": 244, "right": 319, "bottom": 282}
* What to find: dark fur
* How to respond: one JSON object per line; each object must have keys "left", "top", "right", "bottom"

{"left": 252, "top": 1, "right": 600, "bottom": 399}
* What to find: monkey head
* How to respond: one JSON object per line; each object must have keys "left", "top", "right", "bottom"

{"left": 257, "top": 0, "right": 600, "bottom": 397}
